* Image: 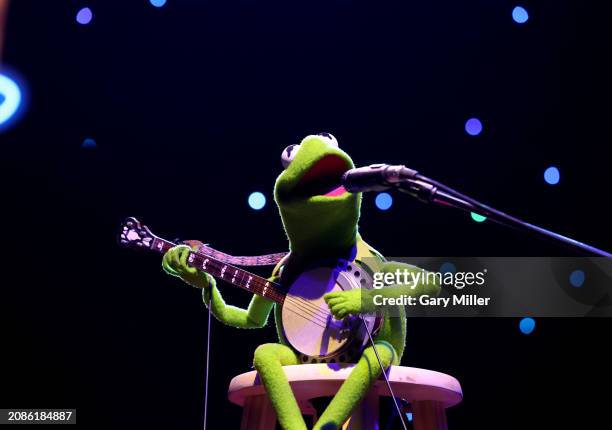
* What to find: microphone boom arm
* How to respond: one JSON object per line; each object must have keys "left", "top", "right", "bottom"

{"left": 342, "top": 164, "right": 611, "bottom": 257}
{"left": 394, "top": 174, "right": 612, "bottom": 257}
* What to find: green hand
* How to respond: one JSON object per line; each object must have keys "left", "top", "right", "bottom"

{"left": 162, "top": 244, "right": 212, "bottom": 292}
{"left": 324, "top": 289, "right": 373, "bottom": 319}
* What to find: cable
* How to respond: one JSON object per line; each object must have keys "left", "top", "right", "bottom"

{"left": 202, "top": 302, "right": 212, "bottom": 430}
{"left": 359, "top": 315, "right": 408, "bottom": 430}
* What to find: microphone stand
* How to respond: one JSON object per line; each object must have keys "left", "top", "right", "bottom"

{"left": 394, "top": 175, "right": 612, "bottom": 258}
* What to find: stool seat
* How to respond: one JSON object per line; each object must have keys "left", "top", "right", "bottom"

{"left": 228, "top": 364, "right": 462, "bottom": 430}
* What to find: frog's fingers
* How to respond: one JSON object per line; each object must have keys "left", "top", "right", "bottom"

{"left": 178, "top": 246, "right": 197, "bottom": 274}
{"left": 168, "top": 246, "right": 183, "bottom": 270}
{"left": 162, "top": 252, "right": 180, "bottom": 276}
{"left": 325, "top": 297, "right": 346, "bottom": 307}
{"left": 333, "top": 308, "right": 349, "bottom": 319}
{"left": 324, "top": 292, "right": 342, "bottom": 302}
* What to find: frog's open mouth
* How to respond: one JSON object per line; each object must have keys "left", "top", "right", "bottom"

{"left": 293, "top": 154, "right": 350, "bottom": 198}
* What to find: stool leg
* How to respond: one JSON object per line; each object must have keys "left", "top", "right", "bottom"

{"left": 342, "top": 390, "right": 379, "bottom": 430}
{"left": 412, "top": 401, "right": 447, "bottom": 430}
{"left": 240, "top": 395, "right": 277, "bottom": 430}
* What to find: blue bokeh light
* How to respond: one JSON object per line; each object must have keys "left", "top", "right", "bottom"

{"left": 76, "top": 7, "right": 93, "bottom": 25}
{"left": 375, "top": 192, "right": 393, "bottom": 211}
{"left": 440, "top": 262, "right": 456, "bottom": 274}
{"left": 248, "top": 192, "right": 266, "bottom": 210}
{"left": 82, "top": 138, "right": 97, "bottom": 149}
{"left": 150, "top": 0, "right": 167, "bottom": 7}
{"left": 544, "top": 166, "right": 560, "bottom": 185}
{"left": 0, "top": 73, "right": 22, "bottom": 130}
{"left": 519, "top": 317, "right": 535, "bottom": 335}
{"left": 512, "top": 6, "right": 529, "bottom": 24}
{"left": 569, "top": 270, "right": 585, "bottom": 288}
{"left": 406, "top": 412, "right": 413, "bottom": 422}
{"left": 465, "top": 118, "right": 483, "bottom": 136}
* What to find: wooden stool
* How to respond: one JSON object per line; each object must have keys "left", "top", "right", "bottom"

{"left": 228, "top": 364, "right": 462, "bottom": 430}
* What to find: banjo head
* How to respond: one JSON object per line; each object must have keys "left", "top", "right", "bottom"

{"left": 281, "top": 262, "right": 377, "bottom": 361}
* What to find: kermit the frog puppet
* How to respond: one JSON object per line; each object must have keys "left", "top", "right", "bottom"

{"left": 162, "top": 133, "right": 439, "bottom": 430}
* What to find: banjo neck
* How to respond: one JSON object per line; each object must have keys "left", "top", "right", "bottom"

{"left": 120, "top": 217, "right": 381, "bottom": 361}
{"left": 119, "top": 217, "right": 287, "bottom": 304}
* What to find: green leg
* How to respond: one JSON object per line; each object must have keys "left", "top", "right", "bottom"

{"left": 252, "top": 343, "right": 306, "bottom": 430}
{"left": 313, "top": 341, "right": 397, "bottom": 430}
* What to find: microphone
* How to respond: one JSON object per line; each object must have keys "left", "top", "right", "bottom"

{"left": 341, "top": 164, "right": 418, "bottom": 192}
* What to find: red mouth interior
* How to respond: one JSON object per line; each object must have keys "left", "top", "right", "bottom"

{"left": 295, "top": 155, "right": 349, "bottom": 197}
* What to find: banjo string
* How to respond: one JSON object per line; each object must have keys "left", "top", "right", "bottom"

{"left": 191, "top": 246, "right": 357, "bottom": 319}
{"left": 202, "top": 299, "right": 212, "bottom": 430}
{"left": 198, "top": 258, "right": 334, "bottom": 325}
{"left": 195, "top": 251, "right": 376, "bottom": 331}
{"left": 283, "top": 296, "right": 339, "bottom": 323}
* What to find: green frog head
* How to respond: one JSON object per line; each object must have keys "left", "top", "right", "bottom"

{"left": 274, "top": 134, "right": 361, "bottom": 260}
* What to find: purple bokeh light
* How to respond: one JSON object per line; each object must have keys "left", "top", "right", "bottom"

{"left": 465, "top": 118, "right": 483, "bottom": 136}
{"left": 76, "top": 7, "right": 93, "bottom": 25}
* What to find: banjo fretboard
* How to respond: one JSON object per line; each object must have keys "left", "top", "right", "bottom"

{"left": 119, "top": 217, "right": 286, "bottom": 304}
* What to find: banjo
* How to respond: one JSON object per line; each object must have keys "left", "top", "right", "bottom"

{"left": 119, "top": 217, "right": 381, "bottom": 363}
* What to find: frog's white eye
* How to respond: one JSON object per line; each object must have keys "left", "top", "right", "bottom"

{"left": 281, "top": 144, "right": 301, "bottom": 169}
{"left": 317, "top": 132, "right": 339, "bottom": 147}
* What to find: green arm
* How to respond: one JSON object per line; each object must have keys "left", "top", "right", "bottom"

{"left": 162, "top": 245, "right": 274, "bottom": 328}
{"left": 202, "top": 281, "right": 274, "bottom": 328}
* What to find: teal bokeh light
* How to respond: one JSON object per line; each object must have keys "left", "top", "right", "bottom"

{"left": 471, "top": 212, "right": 487, "bottom": 223}
{"left": 248, "top": 192, "right": 266, "bottom": 210}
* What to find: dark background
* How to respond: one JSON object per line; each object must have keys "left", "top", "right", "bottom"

{"left": 1, "top": 1, "right": 611, "bottom": 428}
